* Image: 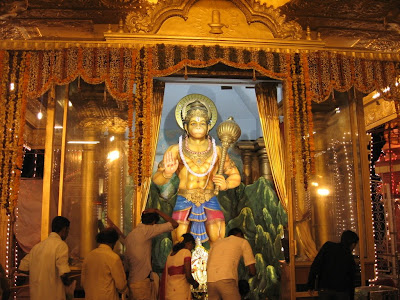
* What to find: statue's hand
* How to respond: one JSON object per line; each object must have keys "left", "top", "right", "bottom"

{"left": 163, "top": 151, "right": 178, "bottom": 176}
{"left": 212, "top": 174, "right": 228, "bottom": 191}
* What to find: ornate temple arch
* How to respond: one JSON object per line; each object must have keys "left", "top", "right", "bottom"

{"left": 122, "top": 0, "right": 302, "bottom": 39}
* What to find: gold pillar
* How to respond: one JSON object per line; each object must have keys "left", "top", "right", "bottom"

{"left": 80, "top": 127, "right": 97, "bottom": 258}
{"left": 312, "top": 115, "right": 329, "bottom": 245}
{"left": 105, "top": 118, "right": 127, "bottom": 252}
{"left": 106, "top": 131, "right": 125, "bottom": 235}
{"left": 41, "top": 88, "right": 56, "bottom": 240}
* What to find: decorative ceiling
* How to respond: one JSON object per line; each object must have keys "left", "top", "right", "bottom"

{"left": 0, "top": 0, "right": 399, "bottom": 52}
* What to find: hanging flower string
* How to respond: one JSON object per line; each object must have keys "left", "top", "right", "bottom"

{"left": 178, "top": 135, "right": 217, "bottom": 177}
{"left": 0, "top": 45, "right": 397, "bottom": 213}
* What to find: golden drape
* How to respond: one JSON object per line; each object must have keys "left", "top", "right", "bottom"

{"left": 255, "top": 82, "right": 318, "bottom": 259}
{"left": 255, "top": 82, "right": 288, "bottom": 211}
{"left": 133, "top": 80, "right": 165, "bottom": 226}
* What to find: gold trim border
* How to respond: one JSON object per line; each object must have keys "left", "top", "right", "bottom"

{"left": 0, "top": 38, "right": 399, "bottom": 61}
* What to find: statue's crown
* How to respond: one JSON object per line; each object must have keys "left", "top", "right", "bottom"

{"left": 184, "top": 100, "right": 210, "bottom": 123}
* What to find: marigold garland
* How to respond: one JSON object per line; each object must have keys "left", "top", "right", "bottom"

{"left": 0, "top": 45, "right": 398, "bottom": 216}
{"left": 301, "top": 53, "right": 315, "bottom": 176}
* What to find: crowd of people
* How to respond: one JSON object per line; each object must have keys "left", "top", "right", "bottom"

{"left": 16, "top": 209, "right": 256, "bottom": 300}
{"left": 15, "top": 209, "right": 360, "bottom": 300}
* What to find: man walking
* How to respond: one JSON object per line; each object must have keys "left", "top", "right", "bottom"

{"left": 207, "top": 228, "right": 256, "bottom": 300}
{"left": 19, "top": 216, "right": 72, "bottom": 300}
{"left": 307, "top": 230, "right": 359, "bottom": 300}
{"left": 125, "top": 208, "right": 178, "bottom": 300}
{"left": 82, "top": 227, "right": 128, "bottom": 300}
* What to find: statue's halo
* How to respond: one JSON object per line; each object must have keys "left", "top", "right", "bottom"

{"left": 175, "top": 94, "right": 218, "bottom": 130}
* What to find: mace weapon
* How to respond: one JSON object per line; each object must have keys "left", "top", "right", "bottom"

{"left": 214, "top": 117, "right": 241, "bottom": 195}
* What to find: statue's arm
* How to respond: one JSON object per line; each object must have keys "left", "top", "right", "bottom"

{"left": 222, "top": 153, "right": 241, "bottom": 190}
{"left": 152, "top": 145, "right": 179, "bottom": 186}
{"left": 213, "top": 147, "right": 241, "bottom": 191}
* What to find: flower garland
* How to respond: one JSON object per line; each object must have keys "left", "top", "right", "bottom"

{"left": 301, "top": 53, "right": 315, "bottom": 175}
{"left": 0, "top": 50, "right": 8, "bottom": 211}
{"left": 178, "top": 135, "right": 217, "bottom": 177}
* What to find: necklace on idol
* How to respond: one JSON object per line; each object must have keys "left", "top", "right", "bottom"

{"left": 179, "top": 135, "right": 217, "bottom": 177}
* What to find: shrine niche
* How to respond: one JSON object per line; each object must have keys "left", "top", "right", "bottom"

{"left": 0, "top": 0, "right": 400, "bottom": 299}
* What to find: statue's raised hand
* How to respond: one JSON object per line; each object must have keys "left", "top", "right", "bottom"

{"left": 163, "top": 151, "right": 178, "bottom": 177}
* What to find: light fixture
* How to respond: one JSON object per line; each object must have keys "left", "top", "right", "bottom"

{"left": 107, "top": 150, "right": 120, "bottom": 162}
{"left": 37, "top": 111, "right": 43, "bottom": 120}
{"left": 67, "top": 141, "right": 100, "bottom": 144}
{"left": 378, "top": 68, "right": 400, "bottom": 109}
{"left": 317, "top": 188, "right": 330, "bottom": 196}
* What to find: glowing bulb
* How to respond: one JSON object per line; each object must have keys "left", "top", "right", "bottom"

{"left": 110, "top": 136, "right": 115, "bottom": 142}
{"left": 372, "top": 92, "right": 380, "bottom": 99}
{"left": 311, "top": 182, "right": 319, "bottom": 187}
{"left": 317, "top": 188, "right": 330, "bottom": 196}
{"left": 107, "top": 150, "right": 120, "bottom": 162}
{"left": 10, "top": 83, "right": 15, "bottom": 91}
{"left": 37, "top": 111, "right": 43, "bottom": 120}
{"left": 68, "top": 101, "right": 72, "bottom": 107}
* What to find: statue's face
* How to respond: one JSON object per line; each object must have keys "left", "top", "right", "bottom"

{"left": 186, "top": 116, "right": 209, "bottom": 139}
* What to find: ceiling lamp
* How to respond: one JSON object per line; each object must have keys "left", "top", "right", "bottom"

{"left": 379, "top": 64, "right": 400, "bottom": 112}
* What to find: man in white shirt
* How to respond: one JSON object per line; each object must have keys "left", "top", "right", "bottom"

{"left": 207, "top": 228, "right": 256, "bottom": 300}
{"left": 19, "top": 216, "right": 71, "bottom": 300}
{"left": 125, "top": 208, "right": 178, "bottom": 300}
{"left": 82, "top": 227, "right": 128, "bottom": 300}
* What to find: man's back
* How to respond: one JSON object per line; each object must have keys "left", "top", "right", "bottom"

{"left": 19, "top": 232, "right": 70, "bottom": 300}
{"left": 82, "top": 244, "right": 126, "bottom": 300}
{"left": 125, "top": 222, "right": 173, "bottom": 283}
{"left": 309, "top": 241, "right": 356, "bottom": 292}
{"left": 207, "top": 235, "right": 255, "bottom": 283}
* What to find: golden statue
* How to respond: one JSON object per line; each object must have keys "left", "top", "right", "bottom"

{"left": 152, "top": 94, "right": 241, "bottom": 245}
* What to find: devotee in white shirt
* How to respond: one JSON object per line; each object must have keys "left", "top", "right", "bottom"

{"left": 81, "top": 227, "right": 128, "bottom": 300}
{"left": 19, "top": 216, "right": 71, "bottom": 300}
{"left": 125, "top": 208, "right": 178, "bottom": 300}
{"left": 207, "top": 228, "right": 256, "bottom": 300}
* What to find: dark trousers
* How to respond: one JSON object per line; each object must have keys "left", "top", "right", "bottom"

{"left": 319, "top": 290, "right": 350, "bottom": 300}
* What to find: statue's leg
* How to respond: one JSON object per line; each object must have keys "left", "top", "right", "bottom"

{"left": 171, "top": 196, "right": 192, "bottom": 244}
{"left": 172, "top": 223, "right": 190, "bottom": 245}
{"left": 206, "top": 220, "right": 225, "bottom": 245}
{"left": 204, "top": 197, "right": 226, "bottom": 245}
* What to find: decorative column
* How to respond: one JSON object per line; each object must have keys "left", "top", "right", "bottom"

{"left": 106, "top": 118, "right": 127, "bottom": 242}
{"left": 312, "top": 115, "right": 329, "bottom": 246}
{"left": 236, "top": 141, "right": 257, "bottom": 185}
{"left": 255, "top": 138, "right": 273, "bottom": 181}
{"left": 80, "top": 124, "right": 98, "bottom": 258}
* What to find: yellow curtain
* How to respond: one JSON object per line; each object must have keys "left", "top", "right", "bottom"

{"left": 134, "top": 80, "right": 165, "bottom": 226}
{"left": 255, "top": 83, "right": 288, "bottom": 211}
{"left": 255, "top": 82, "right": 318, "bottom": 259}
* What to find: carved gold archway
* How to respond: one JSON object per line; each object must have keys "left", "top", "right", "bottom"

{"left": 122, "top": 0, "right": 302, "bottom": 39}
